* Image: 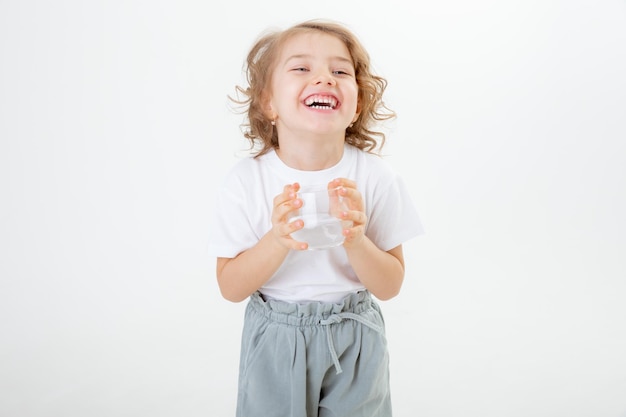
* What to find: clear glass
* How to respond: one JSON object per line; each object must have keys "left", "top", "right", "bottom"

{"left": 289, "top": 185, "right": 353, "bottom": 250}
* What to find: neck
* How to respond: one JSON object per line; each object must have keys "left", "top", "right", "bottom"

{"left": 276, "top": 135, "right": 345, "bottom": 171}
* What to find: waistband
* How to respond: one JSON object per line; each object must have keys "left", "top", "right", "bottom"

{"left": 249, "top": 290, "right": 374, "bottom": 326}
{"left": 248, "top": 291, "right": 383, "bottom": 375}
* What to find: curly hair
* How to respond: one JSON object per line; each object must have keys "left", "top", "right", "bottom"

{"left": 230, "top": 20, "right": 396, "bottom": 157}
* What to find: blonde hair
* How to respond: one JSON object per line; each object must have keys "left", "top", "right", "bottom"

{"left": 230, "top": 20, "right": 396, "bottom": 157}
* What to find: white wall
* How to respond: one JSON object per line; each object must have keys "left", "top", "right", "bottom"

{"left": 1, "top": 1, "right": 625, "bottom": 416}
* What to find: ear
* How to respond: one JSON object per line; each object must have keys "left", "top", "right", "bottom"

{"left": 352, "top": 100, "right": 362, "bottom": 123}
{"left": 268, "top": 107, "right": 277, "bottom": 122}
{"left": 262, "top": 92, "right": 277, "bottom": 120}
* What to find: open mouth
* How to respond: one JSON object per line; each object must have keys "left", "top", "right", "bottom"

{"left": 304, "top": 94, "right": 338, "bottom": 110}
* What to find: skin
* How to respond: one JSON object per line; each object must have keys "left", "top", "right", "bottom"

{"left": 217, "top": 32, "right": 405, "bottom": 302}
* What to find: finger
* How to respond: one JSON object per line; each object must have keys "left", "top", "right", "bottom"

{"left": 337, "top": 186, "right": 363, "bottom": 212}
{"left": 279, "top": 222, "right": 309, "bottom": 251}
{"left": 342, "top": 224, "right": 365, "bottom": 245}
{"left": 272, "top": 184, "right": 303, "bottom": 223}
{"left": 341, "top": 209, "right": 367, "bottom": 226}
{"left": 273, "top": 183, "right": 300, "bottom": 207}
{"left": 289, "top": 236, "right": 309, "bottom": 251}
{"left": 284, "top": 217, "right": 304, "bottom": 235}
{"left": 274, "top": 196, "right": 303, "bottom": 224}
{"left": 337, "top": 185, "right": 360, "bottom": 199}
{"left": 276, "top": 234, "right": 309, "bottom": 251}
{"left": 329, "top": 177, "right": 357, "bottom": 190}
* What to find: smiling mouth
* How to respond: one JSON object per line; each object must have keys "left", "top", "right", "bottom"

{"left": 304, "top": 95, "right": 338, "bottom": 109}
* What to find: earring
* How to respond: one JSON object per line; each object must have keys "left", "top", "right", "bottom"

{"left": 271, "top": 120, "right": 275, "bottom": 126}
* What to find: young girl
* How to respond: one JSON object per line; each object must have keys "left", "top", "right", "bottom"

{"left": 209, "top": 19, "right": 423, "bottom": 417}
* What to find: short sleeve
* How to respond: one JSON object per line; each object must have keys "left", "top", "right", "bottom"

{"left": 365, "top": 171, "right": 424, "bottom": 251}
{"left": 207, "top": 168, "right": 260, "bottom": 259}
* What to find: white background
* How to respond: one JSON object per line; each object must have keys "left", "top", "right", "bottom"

{"left": 1, "top": 0, "right": 625, "bottom": 416}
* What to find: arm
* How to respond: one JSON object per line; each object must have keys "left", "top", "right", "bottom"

{"left": 216, "top": 234, "right": 288, "bottom": 302}
{"left": 333, "top": 178, "right": 406, "bottom": 300}
{"left": 344, "top": 242, "right": 405, "bottom": 301}
{"left": 216, "top": 183, "right": 307, "bottom": 302}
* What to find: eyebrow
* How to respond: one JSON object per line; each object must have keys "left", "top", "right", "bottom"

{"left": 284, "top": 54, "right": 353, "bottom": 65}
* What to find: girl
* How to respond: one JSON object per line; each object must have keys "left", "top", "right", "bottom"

{"left": 209, "top": 19, "right": 423, "bottom": 417}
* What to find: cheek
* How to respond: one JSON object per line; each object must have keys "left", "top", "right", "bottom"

{"left": 346, "top": 89, "right": 360, "bottom": 113}
{"left": 346, "top": 83, "right": 359, "bottom": 104}
{"left": 271, "top": 84, "right": 301, "bottom": 108}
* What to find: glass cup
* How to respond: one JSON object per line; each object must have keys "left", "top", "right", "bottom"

{"left": 289, "top": 185, "right": 353, "bottom": 250}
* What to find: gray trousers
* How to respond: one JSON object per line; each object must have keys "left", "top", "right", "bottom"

{"left": 236, "top": 291, "right": 392, "bottom": 417}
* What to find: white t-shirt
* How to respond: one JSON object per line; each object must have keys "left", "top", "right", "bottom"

{"left": 208, "top": 144, "right": 424, "bottom": 303}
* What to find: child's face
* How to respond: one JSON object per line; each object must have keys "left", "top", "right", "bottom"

{"left": 268, "top": 32, "right": 359, "bottom": 140}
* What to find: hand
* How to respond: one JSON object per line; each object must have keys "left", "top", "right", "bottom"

{"left": 271, "top": 183, "right": 309, "bottom": 250}
{"left": 329, "top": 178, "right": 367, "bottom": 247}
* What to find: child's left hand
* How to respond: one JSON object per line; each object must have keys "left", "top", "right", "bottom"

{"left": 330, "top": 178, "right": 367, "bottom": 247}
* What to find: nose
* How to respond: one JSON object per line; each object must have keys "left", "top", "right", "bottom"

{"left": 312, "top": 71, "right": 336, "bottom": 86}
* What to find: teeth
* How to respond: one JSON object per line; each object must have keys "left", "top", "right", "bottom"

{"left": 304, "top": 95, "right": 337, "bottom": 109}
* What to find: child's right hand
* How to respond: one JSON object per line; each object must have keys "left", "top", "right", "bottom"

{"left": 271, "top": 183, "right": 308, "bottom": 251}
